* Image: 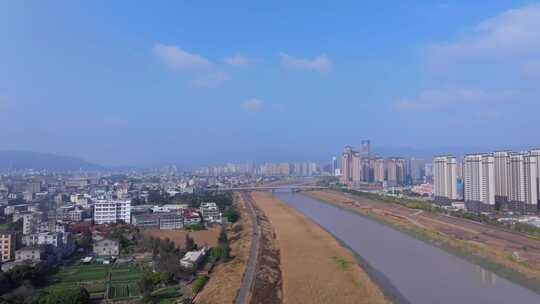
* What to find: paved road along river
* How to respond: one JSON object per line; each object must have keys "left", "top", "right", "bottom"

{"left": 275, "top": 191, "right": 540, "bottom": 304}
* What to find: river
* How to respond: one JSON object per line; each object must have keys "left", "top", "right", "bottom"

{"left": 274, "top": 191, "right": 540, "bottom": 304}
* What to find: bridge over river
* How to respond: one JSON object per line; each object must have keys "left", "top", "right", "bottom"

{"left": 208, "top": 185, "right": 328, "bottom": 192}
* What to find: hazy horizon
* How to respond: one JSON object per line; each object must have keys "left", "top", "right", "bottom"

{"left": 2, "top": 1, "right": 540, "bottom": 166}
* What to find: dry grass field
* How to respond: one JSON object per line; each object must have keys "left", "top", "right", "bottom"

{"left": 195, "top": 192, "right": 254, "bottom": 304}
{"left": 249, "top": 193, "right": 282, "bottom": 304}
{"left": 251, "top": 191, "right": 387, "bottom": 304}
{"left": 141, "top": 226, "right": 220, "bottom": 248}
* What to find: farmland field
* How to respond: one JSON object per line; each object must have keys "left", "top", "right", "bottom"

{"left": 141, "top": 226, "right": 220, "bottom": 248}
{"left": 46, "top": 263, "right": 144, "bottom": 300}
{"left": 152, "top": 286, "right": 183, "bottom": 304}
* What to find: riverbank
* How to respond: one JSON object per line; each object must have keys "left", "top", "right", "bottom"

{"left": 249, "top": 192, "right": 282, "bottom": 304}
{"left": 251, "top": 191, "right": 386, "bottom": 304}
{"left": 195, "top": 192, "right": 253, "bottom": 304}
{"left": 304, "top": 190, "right": 540, "bottom": 294}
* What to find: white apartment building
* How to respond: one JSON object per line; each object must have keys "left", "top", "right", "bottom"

{"left": 530, "top": 149, "right": 540, "bottom": 205}
{"left": 464, "top": 154, "right": 495, "bottom": 205}
{"left": 352, "top": 153, "right": 362, "bottom": 183}
{"left": 433, "top": 156, "right": 458, "bottom": 200}
{"left": 494, "top": 151, "right": 511, "bottom": 202}
{"left": 341, "top": 146, "right": 354, "bottom": 184}
{"left": 200, "top": 202, "right": 222, "bottom": 223}
{"left": 13, "top": 212, "right": 41, "bottom": 235}
{"left": 22, "top": 232, "right": 64, "bottom": 248}
{"left": 93, "top": 200, "right": 131, "bottom": 224}
{"left": 373, "top": 158, "right": 385, "bottom": 183}
{"left": 508, "top": 153, "right": 537, "bottom": 205}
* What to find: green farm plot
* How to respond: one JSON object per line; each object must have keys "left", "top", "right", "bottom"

{"left": 151, "top": 286, "right": 183, "bottom": 304}
{"left": 110, "top": 266, "right": 144, "bottom": 282}
{"left": 46, "top": 263, "right": 144, "bottom": 300}
{"left": 51, "top": 265, "right": 109, "bottom": 283}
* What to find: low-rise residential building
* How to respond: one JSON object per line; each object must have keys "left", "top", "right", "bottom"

{"left": 183, "top": 209, "right": 201, "bottom": 226}
{"left": 57, "top": 205, "right": 86, "bottom": 222}
{"left": 4, "top": 204, "right": 29, "bottom": 216}
{"left": 16, "top": 246, "right": 45, "bottom": 262}
{"left": 132, "top": 213, "right": 160, "bottom": 228}
{"left": 180, "top": 247, "right": 207, "bottom": 269}
{"left": 150, "top": 204, "right": 187, "bottom": 213}
{"left": 159, "top": 213, "right": 183, "bottom": 230}
{"left": 0, "top": 231, "right": 19, "bottom": 262}
{"left": 23, "top": 232, "right": 64, "bottom": 248}
{"left": 93, "top": 239, "right": 119, "bottom": 256}
{"left": 13, "top": 211, "right": 41, "bottom": 235}
{"left": 200, "top": 202, "right": 222, "bottom": 223}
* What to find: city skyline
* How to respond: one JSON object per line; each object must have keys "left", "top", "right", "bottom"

{"left": 3, "top": 1, "right": 540, "bottom": 166}
{"left": 4, "top": 2, "right": 540, "bottom": 303}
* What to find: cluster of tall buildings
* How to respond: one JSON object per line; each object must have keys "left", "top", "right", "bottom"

{"left": 197, "top": 161, "right": 325, "bottom": 177}
{"left": 340, "top": 141, "right": 426, "bottom": 187}
{"left": 434, "top": 149, "right": 540, "bottom": 213}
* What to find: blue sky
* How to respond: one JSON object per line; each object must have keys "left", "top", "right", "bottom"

{"left": 1, "top": 1, "right": 540, "bottom": 167}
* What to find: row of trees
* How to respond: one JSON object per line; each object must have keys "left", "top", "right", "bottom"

{"left": 0, "top": 265, "right": 49, "bottom": 295}
{"left": 211, "top": 227, "right": 231, "bottom": 261}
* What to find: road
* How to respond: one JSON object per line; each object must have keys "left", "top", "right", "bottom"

{"left": 234, "top": 192, "right": 260, "bottom": 304}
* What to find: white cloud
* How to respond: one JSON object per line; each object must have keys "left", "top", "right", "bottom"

{"left": 153, "top": 44, "right": 211, "bottom": 70}
{"left": 279, "top": 52, "right": 331, "bottom": 73}
{"left": 241, "top": 98, "right": 263, "bottom": 112}
{"left": 224, "top": 54, "right": 249, "bottom": 66}
{"left": 190, "top": 71, "right": 229, "bottom": 88}
{"left": 427, "top": 4, "right": 540, "bottom": 72}
{"left": 394, "top": 88, "right": 517, "bottom": 112}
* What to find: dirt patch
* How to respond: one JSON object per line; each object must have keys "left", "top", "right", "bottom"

{"left": 251, "top": 192, "right": 386, "bottom": 304}
{"left": 141, "top": 226, "right": 220, "bottom": 248}
{"left": 195, "top": 192, "right": 253, "bottom": 304}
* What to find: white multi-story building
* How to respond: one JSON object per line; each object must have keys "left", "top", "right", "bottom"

{"left": 200, "top": 202, "right": 222, "bottom": 223}
{"left": 373, "top": 158, "right": 385, "bottom": 183}
{"left": 22, "top": 232, "right": 64, "bottom": 248}
{"left": 433, "top": 156, "right": 458, "bottom": 200}
{"left": 351, "top": 153, "right": 362, "bottom": 184}
{"left": 508, "top": 153, "right": 537, "bottom": 205}
{"left": 529, "top": 149, "right": 540, "bottom": 205}
{"left": 341, "top": 146, "right": 354, "bottom": 184}
{"left": 13, "top": 212, "right": 41, "bottom": 235}
{"left": 494, "top": 151, "right": 511, "bottom": 203}
{"left": 464, "top": 154, "right": 495, "bottom": 206}
{"left": 93, "top": 200, "right": 131, "bottom": 224}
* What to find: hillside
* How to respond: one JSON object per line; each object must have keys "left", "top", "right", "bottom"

{"left": 0, "top": 151, "right": 104, "bottom": 171}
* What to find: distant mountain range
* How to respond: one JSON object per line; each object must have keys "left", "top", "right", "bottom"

{"left": 0, "top": 151, "right": 105, "bottom": 171}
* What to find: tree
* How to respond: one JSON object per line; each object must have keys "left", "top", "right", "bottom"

{"left": 7, "top": 218, "right": 23, "bottom": 232}
{"left": 7, "top": 265, "right": 36, "bottom": 286}
{"left": 215, "top": 227, "right": 230, "bottom": 261}
{"left": 220, "top": 243, "right": 230, "bottom": 261}
{"left": 223, "top": 208, "right": 239, "bottom": 223}
{"left": 39, "top": 287, "right": 90, "bottom": 304}
{"left": 184, "top": 234, "right": 197, "bottom": 251}
{"left": 77, "top": 229, "right": 93, "bottom": 250}
{"left": 137, "top": 274, "right": 156, "bottom": 298}
{"left": 0, "top": 271, "right": 12, "bottom": 294}
{"left": 191, "top": 275, "right": 208, "bottom": 293}
{"left": 218, "top": 226, "right": 228, "bottom": 244}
